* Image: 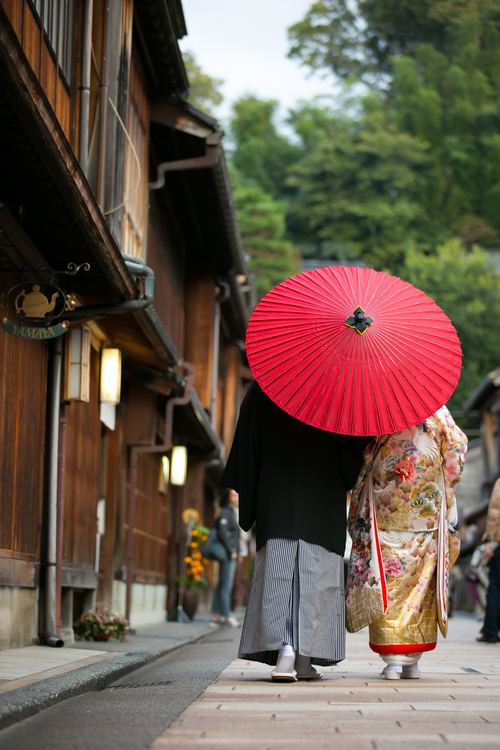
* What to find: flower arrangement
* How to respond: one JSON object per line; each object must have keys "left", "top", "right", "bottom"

{"left": 74, "top": 609, "right": 130, "bottom": 642}
{"left": 178, "top": 524, "right": 210, "bottom": 592}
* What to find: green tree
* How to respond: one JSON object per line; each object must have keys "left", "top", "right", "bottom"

{"left": 288, "top": 0, "right": 500, "bottom": 88}
{"left": 230, "top": 169, "right": 301, "bottom": 299}
{"left": 230, "top": 97, "right": 302, "bottom": 200}
{"left": 183, "top": 51, "right": 223, "bottom": 115}
{"left": 401, "top": 240, "right": 500, "bottom": 409}
{"left": 288, "top": 106, "right": 435, "bottom": 272}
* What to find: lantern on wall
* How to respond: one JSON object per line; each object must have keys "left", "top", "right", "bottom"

{"left": 63, "top": 326, "right": 91, "bottom": 402}
{"left": 159, "top": 455, "right": 170, "bottom": 493}
{"left": 100, "top": 348, "right": 122, "bottom": 405}
{"left": 171, "top": 446, "right": 187, "bottom": 486}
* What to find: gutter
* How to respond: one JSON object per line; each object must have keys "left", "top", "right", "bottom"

{"left": 63, "top": 259, "right": 155, "bottom": 320}
{"left": 149, "top": 132, "right": 221, "bottom": 192}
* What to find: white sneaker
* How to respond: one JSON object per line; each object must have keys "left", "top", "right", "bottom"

{"left": 223, "top": 616, "right": 240, "bottom": 628}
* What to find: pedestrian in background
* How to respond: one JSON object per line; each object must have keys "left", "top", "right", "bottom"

{"left": 346, "top": 407, "right": 467, "bottom": 679}
{"left": 476, "top": 478, "right": 500, "bottom": 643}
{"left": 221, "top": 381, "right": 369, "bottom": 681}
{"left": 210, "top": 488, "right": 240, "bottom": 628}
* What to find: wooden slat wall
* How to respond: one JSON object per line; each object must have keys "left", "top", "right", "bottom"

{"left": 0, "top": 325, "right": 47, "bottom": 562}
{"left": 62, "top": 347, "right": 101, "bottom": 570}
{"left": 0, "top": 0, "right": 75, "bottom": 146}
{"left": 146, "top": 198, "right": 185, "bottom": 358}
{"left": 97, "top": 415, "right": 123, "bottom": 608}
{"left": 185, "top": 275, "right": 215, "bottom": 410}
{"left": 221, "top": 343, "right": 240, "bottom": 454}
{"left": 131, "top": 453, "right": 170, "bottom": 582}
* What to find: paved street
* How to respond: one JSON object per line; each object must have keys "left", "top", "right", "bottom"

{"left": 0, "top": 613, "right": 499, "bottom": 749}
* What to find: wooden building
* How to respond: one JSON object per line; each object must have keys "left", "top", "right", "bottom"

{"left": 0, "top": 0, "right": 254, "bottom": 648}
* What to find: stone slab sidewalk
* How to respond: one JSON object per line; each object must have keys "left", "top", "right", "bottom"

{"left": 150, "top": 613, "right": 500, "bottom": 750}
{"left": 0, "top": 616, "right": 221, "bottom": 732}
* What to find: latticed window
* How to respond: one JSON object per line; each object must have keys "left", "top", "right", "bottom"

{"left": 31, "top": 0, "right": 74, "bottom": 82}
{"left": 122, "top": 57, "right": 150, "bottom": 260}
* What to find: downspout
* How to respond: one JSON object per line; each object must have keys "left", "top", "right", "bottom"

{"left": 149, "top": 133, "right": 221, "bottom": 192}
{"left": 78, "top": 0, "right": 93, "bottom": 175}
{"left": 211, "top": 282, "right": 230, "bottom": 429}
{"left": 44, "top": 338, "right": 64, "bottom": 647}
{"left": 55, "top": 403, "right": 68, "bottom": 637}
{"left": 125, "top": 362, "right": 195, "bottom": 622}
{"left": 97, "top": 0, "right": 113, "bottom": 210}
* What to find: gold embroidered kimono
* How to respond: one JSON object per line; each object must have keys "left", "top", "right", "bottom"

{"left": 346, "top": 406, "right": 467, "bottom": 655}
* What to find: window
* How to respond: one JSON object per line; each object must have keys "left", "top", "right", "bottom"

{"left": 122, "top": 56, "right": 150, "bottom": 260}
{"left": 31, "top": 0, "right": 74, "bottom": 82}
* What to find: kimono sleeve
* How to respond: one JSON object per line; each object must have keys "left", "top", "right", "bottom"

{"left": 220, "top": 382, "right": 262, "bottom": 532}
{"left": 485, "top": 478, "right": 500, "bottom": 540}
{"left": 434, "top": 405, "right": 468, "bottom": 528}
{"left": 347, "top": 438, "right": 377, "bottom": 539}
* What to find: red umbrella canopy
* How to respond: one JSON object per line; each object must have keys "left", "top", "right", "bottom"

{"left": 246, "top": 266, "right": 462, "bottom": 436}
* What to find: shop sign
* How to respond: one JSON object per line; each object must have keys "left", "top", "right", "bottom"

{"left": 1, "top": 319, "right": 68, "bottom": 339}
{"left": 2, "top": 282, "right": 69, "bottom": 340}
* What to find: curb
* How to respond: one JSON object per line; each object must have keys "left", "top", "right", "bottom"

{"left": 0, "top": 626, "right": 214, "bottom": 732}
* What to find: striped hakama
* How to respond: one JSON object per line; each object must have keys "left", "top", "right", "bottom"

{"left": 238, "top": 538, "right": 345, "bottom": 666}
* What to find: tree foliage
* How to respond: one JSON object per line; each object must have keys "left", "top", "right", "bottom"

{"left": 230, "top": 168, "right": 301, "bottom": 299}
{"left": 230, "top": 97, "right": 302, "bottom": 199}
{"left": 183, "top": 51, "right": 223, "bottom": 115}
{"left": 401, "top": 240, "right": 500, "bottom": 409}
{"left": 288, "top": 107, "right": 434, "bottom": 271}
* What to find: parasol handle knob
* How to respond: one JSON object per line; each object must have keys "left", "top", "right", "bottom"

{"left": 345, "top": 306, "right": 373, "bottom": 335}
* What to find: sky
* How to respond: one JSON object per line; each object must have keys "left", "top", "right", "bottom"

{"left": 179, "top": 0, "right": 339, "bottom": 126}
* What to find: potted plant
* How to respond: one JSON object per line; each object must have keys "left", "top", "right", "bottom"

{"left": 74, "top": 609, "right": 130, "bottom": 642}
{"left": 178, "top": 524, "right": 210, "bottom": 619}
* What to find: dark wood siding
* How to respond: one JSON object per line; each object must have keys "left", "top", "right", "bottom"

{"left": 0, "top": 325, "right": 47, "bottom": 562}
{"left": 130, "top": 453, "right": 170, "bottom": 583}
{"left": 147, "top": 190, "right": 185, "bottom": 359}
{"left": 62, "top": 347, "right": 101, "bottom": 569}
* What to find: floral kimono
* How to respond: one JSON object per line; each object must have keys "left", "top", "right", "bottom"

{"left": 346, "top": 406, "right": 467, "bottom": 657}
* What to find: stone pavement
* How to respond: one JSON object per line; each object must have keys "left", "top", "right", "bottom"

{"left": 150, "top": 613, "right": 500, "bottom": 750}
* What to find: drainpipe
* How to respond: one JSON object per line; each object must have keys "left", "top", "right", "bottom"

{"left": 64, "top": 260, "right": 154, "bottom": 320}
{"left": 149, "top": 133, "right": 221, "bottom": 192}
{"left": 44, "top": 338, "right": 64, "bottom": 647}
{"left": 125, "top": 362, "right": 195, "bottom": 622}
{"left": 97, "top": 0, "right": 112, "bottom": 210}
{"left": 78, "top": 0, "right": 93, "bottom": 175}
{"left": 211, "top": 282, "right": 230, "bottom": 429}
{"left": 55, "top": 403, "right": 68, "bottom": 637}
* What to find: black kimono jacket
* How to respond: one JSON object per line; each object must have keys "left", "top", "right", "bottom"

{"left": 221, "top": 382, "right": 369, "bottom": 556}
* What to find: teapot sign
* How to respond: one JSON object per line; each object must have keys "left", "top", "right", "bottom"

{"left": 2, "top": 282, "right": 68, "bottom": 339}
{"left": 6, "top": 282, "right": 66, "bottom": 322}
{"left": 15, "top": 285, "right": 60, "bottom": 317}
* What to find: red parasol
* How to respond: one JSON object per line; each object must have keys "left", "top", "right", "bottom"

{"left": 246, "top": 266, "right": 462, "bottom": 436}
